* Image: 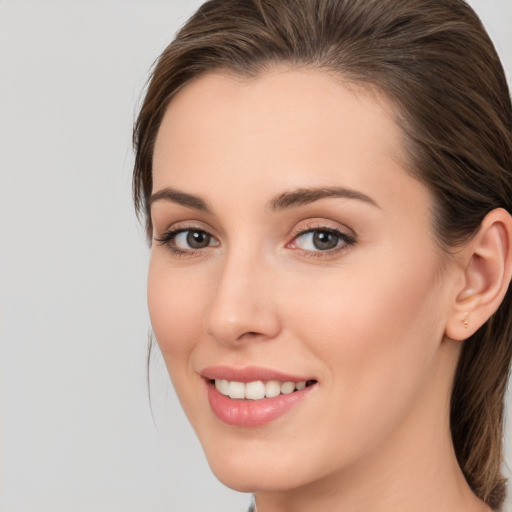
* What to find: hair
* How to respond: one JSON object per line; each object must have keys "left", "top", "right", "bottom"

{"left": 132, "top": 0, "right": 512, "bottom": 509}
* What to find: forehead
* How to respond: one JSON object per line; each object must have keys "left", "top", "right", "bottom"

{"left": 152, "top": 67, "right": 417, "bottom": 210}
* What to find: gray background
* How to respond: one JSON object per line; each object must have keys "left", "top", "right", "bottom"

{"left": 0, "top": 1, "right": 510, "bottom": 511}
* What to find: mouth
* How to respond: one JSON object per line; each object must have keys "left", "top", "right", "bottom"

{"left": 201, "top": 366, "right": 318, "bottom": 427}
{"left": 210, "top": 378, "right": 317, "bottom": 400}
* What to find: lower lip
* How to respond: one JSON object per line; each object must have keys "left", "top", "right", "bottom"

{"left": 206, "top": 381, "right": 314, "bottom": 427}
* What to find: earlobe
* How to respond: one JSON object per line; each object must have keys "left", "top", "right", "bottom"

{"left": 445, "top": 208, "right": 512, "bottom": 341}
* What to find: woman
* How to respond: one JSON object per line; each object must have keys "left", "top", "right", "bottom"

{"left": 133, "top": 0, "right": 512, "bottom": 510}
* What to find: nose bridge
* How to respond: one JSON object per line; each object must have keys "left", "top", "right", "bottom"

{"left": 205, "top": 242, "right": 280, "bottom": 345}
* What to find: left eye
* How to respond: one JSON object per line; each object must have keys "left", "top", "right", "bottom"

{"left": 292, "top": 229, "right": 350, "bottom": 251}
{"left": 173, "top": 229, "right": 216, "bottom": 249}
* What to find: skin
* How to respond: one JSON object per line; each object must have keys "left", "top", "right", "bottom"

{"left": 148, "top": 68, "right": 492, "bottom": 512}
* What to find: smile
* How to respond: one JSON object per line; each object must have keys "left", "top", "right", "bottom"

{"left": 214, "top": 379, "right": 315, "bottom": 400}
{"left": 201, "top": 367, "right": 318, "bottom": 427}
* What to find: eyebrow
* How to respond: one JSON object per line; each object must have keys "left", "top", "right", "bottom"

{"left": 268, "top": 186, "right": 379, "bottom": 211}
{"left": 150, "top": 185, "right": 379, "bottom": 213}
{"left": 150, "top": 187, "right": 211, "bottom": 212}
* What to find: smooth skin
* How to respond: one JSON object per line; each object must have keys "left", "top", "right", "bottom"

{"left": 148, "top": 68, "right": 511, "bottom": 512}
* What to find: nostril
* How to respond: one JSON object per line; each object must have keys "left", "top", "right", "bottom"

{"left": 236, "top": 331, "right": 265, "bottom": 342}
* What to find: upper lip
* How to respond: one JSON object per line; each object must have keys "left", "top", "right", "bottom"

{"left": 200, "top": 365, "right": 315, "bottom": 383}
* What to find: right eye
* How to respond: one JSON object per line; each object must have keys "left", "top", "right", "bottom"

{"left": 155, "top": 228, "right": 219, "bottom": 255}
{"left": 175, "top": 230, "right": 213, "bottom": 249}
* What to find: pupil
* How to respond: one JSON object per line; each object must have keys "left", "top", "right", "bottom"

{"left": 187, "top": 230, "right": 210, "bottom": 248}
{"left": 313, "top": 231, "right": 338, "bottom": 250}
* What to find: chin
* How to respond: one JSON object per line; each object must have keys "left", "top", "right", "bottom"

{"left": 209, "top": 462, "right": 298, "bottom": 494}
{"left": 202, "top": 440, "right": 319, "bottom": 493}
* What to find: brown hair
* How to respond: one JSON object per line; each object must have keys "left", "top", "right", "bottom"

{"left": 133, "top": 0, "right": 512, "bottom": 509}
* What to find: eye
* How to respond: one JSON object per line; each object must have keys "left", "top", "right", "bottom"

{"left": 290, "top": 227, "right": 355, "bottom": 253}
{"left": 155, "top": 228, "right": 219, "bottom": 254}
{"left": 175, "top": 230, "right": 213, "bottom": 249}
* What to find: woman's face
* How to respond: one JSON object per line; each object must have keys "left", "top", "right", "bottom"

{"left": 149, "top": 68, "right": 460, "bottom": 493}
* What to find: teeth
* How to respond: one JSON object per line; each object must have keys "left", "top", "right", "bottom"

{"left": 265, "top": 380, "right": 281, "bottom": 398}
{"left": 228, "top": 381, "right": 245, "bottom": 399}
{"left": 215, "top": 379, "right": 310, "bottom": 400}
{"left": 245, "top": 380, "right": 265, "bottom": 400}
{"left": 280, "top": 381, "right": 295, "bottom": 394}
{"left": 215, "top": 379, "right": 230, "bottom": 395}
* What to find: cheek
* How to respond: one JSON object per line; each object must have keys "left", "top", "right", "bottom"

{"left": 284, "top": 251, "right": 444, "bottom": 414}
{"left": 267, "top": 262, "right": 445, "bottom": 477}
{"left": 147, "top": 256, "right": 207, "bottom": 374}
{"left": 289, "top": 259, "right": 438, "bottom": 343}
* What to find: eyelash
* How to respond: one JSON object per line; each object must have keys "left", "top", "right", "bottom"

{"left": 154, "top": 227, "right": 218, "bottom": 257}
{"left": 154, "top": 224, "right": 356, "bottom": 258}
{"left": 289, "top": 225, "right": 356, "bottom": 257}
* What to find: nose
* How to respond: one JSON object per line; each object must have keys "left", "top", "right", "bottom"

{"left": 205, "top": 251, "right": 281, "bottom": 347}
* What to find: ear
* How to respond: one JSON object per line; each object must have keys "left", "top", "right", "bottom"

{"left": 445, "top": 208, "right": 512, "bottom": 341}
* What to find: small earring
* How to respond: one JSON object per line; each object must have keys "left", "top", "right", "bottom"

{"left": 463, "top": 318, "right": 469, "bottom": 329}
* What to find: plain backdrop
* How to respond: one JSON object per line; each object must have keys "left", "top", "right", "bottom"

{"left": 0, "top": 1, "right": 511, "bottom": 511}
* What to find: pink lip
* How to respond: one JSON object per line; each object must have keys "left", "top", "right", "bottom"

{"left": 201, "top": 366, "right": 317, "bottom": 427}
{"left": 200, "top": 365, "right": 314, "bottom": 383}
